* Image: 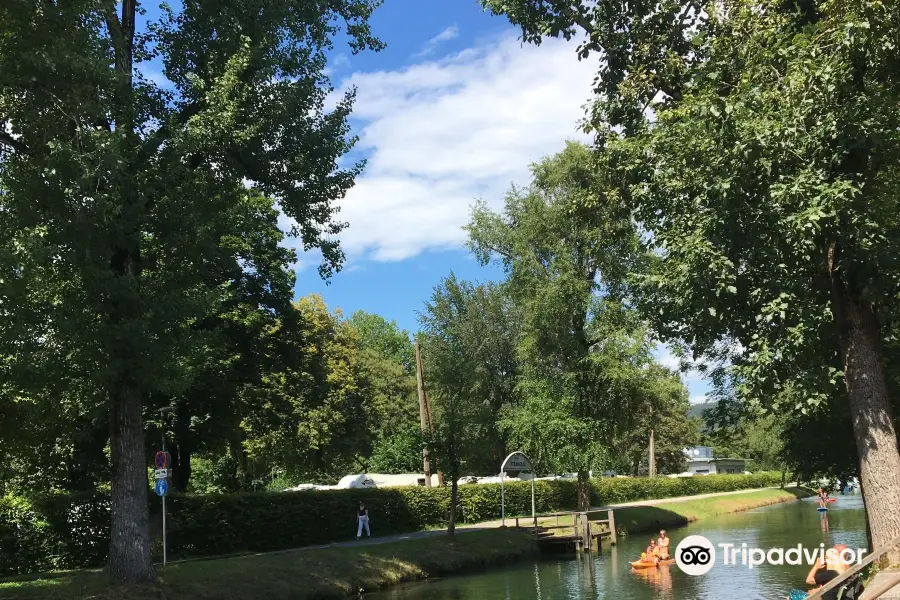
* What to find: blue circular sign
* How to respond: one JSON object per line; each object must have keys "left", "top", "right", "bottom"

{"left": 155, "top": 479, "right": 168, "bottom": 497}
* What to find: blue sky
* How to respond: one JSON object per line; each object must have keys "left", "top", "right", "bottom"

{"left": 138, "top": 0, "right": 711, "bottom": 403}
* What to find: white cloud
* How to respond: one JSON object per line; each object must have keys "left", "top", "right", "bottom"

{"left": 654, "top": 344, "right": 682, "bottom": 372}
{"left": 288, "top": 32, "right": 594, "bottom": 264}
{"left": 140, "top": 68, "right": 174, "bottom": 90}
{"left": 332, "top": 53, "right": 351, "bottom": 71}
{"left": 653, "top": 343, "right": 713, "bottom": 401}
{"left": 415, "top": 26, "right": 460, "bottom": 58}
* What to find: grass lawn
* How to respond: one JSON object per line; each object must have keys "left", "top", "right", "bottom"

{"left": 531, "top": 487, "right": 815, "bottom": 538}
{"left": 614, "top": 487, "right": 815, "bottom": 534}
{"left": 0, "top": 529, "right": 537, "bottom": 600}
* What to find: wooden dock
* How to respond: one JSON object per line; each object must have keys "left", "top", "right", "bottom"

{"left": 514, "top": 510, "right": 617, "bottom": 554}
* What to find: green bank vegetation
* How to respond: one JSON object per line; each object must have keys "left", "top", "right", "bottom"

{"left": 1, "top": 473, "right": 784, "bottom": 576}
{"left": 482, "top": 0, "right": 900, "bottom": 563}
{"left": 613, "top": 488, "right": 816, "bottom": 535}
{"left": 5, "top": 0, "right": 900, "bottom": 587}
{"left": 0, "top": 529, "right": 537, "bottom": 600}
{"left": 535, "top": 487, "right": 814, "bottom": 537}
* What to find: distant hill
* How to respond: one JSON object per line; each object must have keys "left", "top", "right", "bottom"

{"left": 687, "top": 401, "right": 718, "bottom": 420}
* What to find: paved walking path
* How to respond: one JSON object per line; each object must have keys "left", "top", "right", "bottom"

{"left": 164, "top": 485, "right": 797, "bottom": 566}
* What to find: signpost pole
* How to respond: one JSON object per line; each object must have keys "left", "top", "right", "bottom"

{"left": 499, "top": 451, "right": 534, "bottom": 529}
{"left": 500, "top": 472, "right": 505, "bottom": 527}
{"left": 531, "top": 476, "right": 536, "bottom": 528}
{"left": 162, "top": 495, "right": 167, "bottom": 566}
{"left": 157, "top": 407, "right": 173, "bottom": 567}
{"left": 161, "top": 418, "right": 167, "bottom": 566}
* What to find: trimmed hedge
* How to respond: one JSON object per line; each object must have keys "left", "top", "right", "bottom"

{"left": 0, "top": 472, "right": 784, "bottom": 576}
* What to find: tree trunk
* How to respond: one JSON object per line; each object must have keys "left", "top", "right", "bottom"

{"left": 831, "top": 274, "right": 900, "bottom": 563}
{"left": 107, "top": 382, "right": 155, "bottom": 583}
{"left": 229, "top": 435, "right": 249, "bottom": 490}
{"left": 860, "top": 478, "right": 873, "bottom": 552}
{"left": 577, "top": 470, "right": 591, "bottom": 512}
{"left": 448, "top": 476, "right": 459, "bottom": 536}
{"left": 781, "top": 469, "right": 786, "bottom": 490}
{"left": 171, "top": 443, "right": 192, "bottom": 493}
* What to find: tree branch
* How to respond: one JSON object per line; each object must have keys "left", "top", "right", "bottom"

{"left": 549, "top": 0, "right": 595, "bottom": 36}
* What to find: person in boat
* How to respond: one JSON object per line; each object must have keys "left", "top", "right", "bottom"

{"left": 642, "top": 539, "right": 660, "bottom": 564}
{"left": 657, "top": 530, "right": 670, "bottom": 560}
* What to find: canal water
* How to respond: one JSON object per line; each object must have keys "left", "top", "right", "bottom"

{"left": 368, "top": 494, "right": 867, "bottom": 599}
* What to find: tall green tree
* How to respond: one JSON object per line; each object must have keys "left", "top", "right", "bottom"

{"left": 0, "top": 0, "right": 381, "bottom": 582}
{"left": 418, "top": 275, "right": 520, "bottom": 477}
{"left": 157, "top": 189, "right": 299, "bottom": 493}
{"left": 484, "top": 0, "right": 900, "bottom": 556}
{"left": 347, "top": 310, "right": 419, "bottom": 472}
{"left": 419, "top": 274, "right": 501, "bottom": 534}
{"left": 241, "top": 295, "right": 374, "bottom": 483}
{"left": 612, "top": 364, "right": 697, "bottom": 476}
{"left": 467, "top": 141, "right": 649, "bottom": 509}
{"left": 700, "top": 398, "right": 788, "bottom": 472}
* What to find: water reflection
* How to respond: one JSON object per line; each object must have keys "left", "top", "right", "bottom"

{"left": 368, "top": 493, "right": 867, "bottom": 599}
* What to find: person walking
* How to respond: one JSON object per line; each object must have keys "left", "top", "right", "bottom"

{"left": 356, "top": 501, "right": 370, "bottom": 540}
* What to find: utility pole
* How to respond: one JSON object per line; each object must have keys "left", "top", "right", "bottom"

{"left": 415, "top": 340, "right": 432, "bottom": 487}
{"left": 424, "top": 388, "right": 444, "bottom": 486}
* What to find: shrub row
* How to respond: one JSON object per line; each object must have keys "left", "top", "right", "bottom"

{"left": 0, "top": 472, "right": 785, "bottom": 576}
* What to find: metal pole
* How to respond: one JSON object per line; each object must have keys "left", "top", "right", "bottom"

{"left": 159, "top": 408, "right": 169, "bottom": 567}
{"left": 501, "top": 472, "right": 505, "bottom": 527}
{"left": 162, "top": 495, "right": 167, "bottom": 566}
{"left": 531, "top": 476, "right": 536, "bottom": 528}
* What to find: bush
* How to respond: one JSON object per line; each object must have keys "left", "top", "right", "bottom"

{"left": 0, "top": 472, "right": 785, "bottom": 576}
{"left": 0, "top": 492, "right": 111, "bottom": 575}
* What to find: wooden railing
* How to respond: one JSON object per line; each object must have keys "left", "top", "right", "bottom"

{"left": 513, "top": 510, "right": 618, "bottom": 550}
{"left": 805, "top": 533, "right": 900, "bottom": 600}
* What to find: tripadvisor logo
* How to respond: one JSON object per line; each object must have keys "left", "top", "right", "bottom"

{"left": 675, "top": 535, "right": 716, "bottom": 576}
{"left": 674, "top": 535, "right": 866, "bottom": 576}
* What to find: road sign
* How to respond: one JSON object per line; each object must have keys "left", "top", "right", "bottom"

{"left": 154, "top": 469, "right": 168, "bottom": 479}
{"left": 502, "top": 453, "right": 533, "bottom": 474}
{"left": 154, "top": 451, "right": 169, "bottom": 469}
{"left": 155, "top": 479, "right": 168, "bottom": 496}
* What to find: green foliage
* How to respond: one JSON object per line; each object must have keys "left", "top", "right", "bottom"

{"left": 187, "top": 456, "right": 243, "bottom": 495}
{"left": 0, "top": 493, "right": 112, "bottom": 576}
{"left": 241, "top": 295, "right": 374, "bottom": 483}
{"left": 347, "top": 310, "right": 419, "bottom": 450}
{"left": 1, "top": 0, "right": 384, "bottom": 580}
{"left": 368, "top": 424, "right": 426, "bottom": 475}
{"left": 465, "top": 142, "right": 679, "bottom": 484}
{"left": 612, "top": 364, "right": 698, "bottom": 475}
{"left": 482, "top": 0, "right": 900, "bottom": 550}
{"left": 419, "top": 275, "right": 520, "bottom": 477}
{"left": 0, "top": 473, "right": 784, "bottom": 575}
{"left": 348, "top": 311, "right": 415, "bottom": 376}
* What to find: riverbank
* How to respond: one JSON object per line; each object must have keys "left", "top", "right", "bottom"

{"left": 614, "top": 487, "right": 816, "bottom": 535}
{"left": 0, "top": 529, "right": 537, "bottom": 600}
{"left": 535, "top": 487, "right": 815, "bottom": 538}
